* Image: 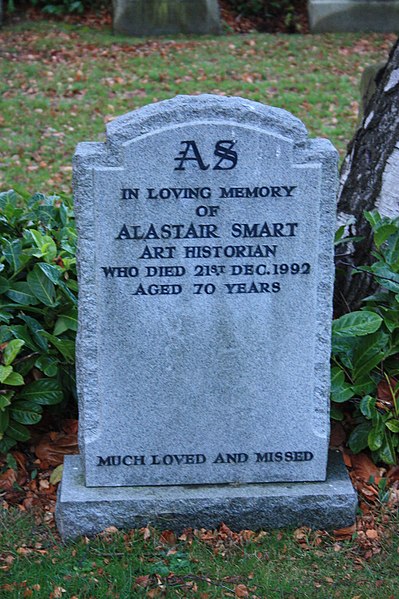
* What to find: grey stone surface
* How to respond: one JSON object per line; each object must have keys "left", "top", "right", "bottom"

{"left": 308, "top": 0, "right": 399, "bottom": 32}
{"left": 72, "top": 95, "right": 338, "bottom": 489}
{"left": 56, "top": 451, "right": 357, "bottom": 540}
{"left": 113, "top": 0, "right": 221, "bottom": 36}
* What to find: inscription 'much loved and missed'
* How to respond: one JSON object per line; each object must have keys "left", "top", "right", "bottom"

{"left": 100, "top": 139, "right": 310, "bottom": 298}
{"left": 97, "top": 450, "right": 315, "bottom": 467}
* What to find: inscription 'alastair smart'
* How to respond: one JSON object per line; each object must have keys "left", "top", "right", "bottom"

{"left": 115, "top": 222, "right": 298, "bottom": 240}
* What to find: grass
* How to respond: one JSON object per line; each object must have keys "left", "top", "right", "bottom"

{"left": 0, "top": 19, "right": 396, "bottom": 194}
{"left": 1, "top": 507, "right": 399, "bottom": 598}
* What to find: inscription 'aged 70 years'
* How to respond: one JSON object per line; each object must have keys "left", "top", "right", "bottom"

{"left": 72, "top": 95, "right": 338, "bottom": 488}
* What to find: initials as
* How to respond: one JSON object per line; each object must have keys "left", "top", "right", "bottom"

{"left": 174, "top": 140, "right": 238, "bottom": 171}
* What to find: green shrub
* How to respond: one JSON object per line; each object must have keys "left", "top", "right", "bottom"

{"left": 332, "top": 211, "right": 399, "bottom": 465}
{"left": 7, "top": 0, "right": 103, "bottom": 15}
{"left": 225, "top": 0, "right": 299, "bottom": 31}
{"left": 0, "top": 190, "right": 77, "bottom": 453}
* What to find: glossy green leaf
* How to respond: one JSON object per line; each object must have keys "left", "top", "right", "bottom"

{"left": 7, "top": 419, "right": 30, "bottom": 441}
{"left": 35, "top": 355, "right": 58, "bottom": 377}
{"left": 29, "top": 229, "right": 44, "bottom": 249}
{"left": 3, "top": 371, "right": 24, "bottom": 386}
{"left": 332, "top": 311, "right": 383, "bottom": 337}
{"left": 37, "top": 262, "right": 62, "bottom": 284}
{"left": 368, "top": 427, "right": 384, "bottom": 451}
{"left": 58, "top": 280, "right": 77, "bottom": 304}
{"left": 330, "top": 367, "right": 355, "bottom": 403}
{"left": 330, "top": 405, "right": 344, "bottom": 421}
{"left": 2, "top": 238, "right": 22, "bottom": 272}
{"left": 374, "top": 224, "right": 397, "bottom": 248}
{"left": 11, "top": 400, "right": 43, "bottom": 425}
{"left": 3, "top": 339, "right": 25, "bottom": 366}
{"left": 360, "top": 395, "right": 377, "bottom": 419}
{"left": 364, "top": 210, "right": 381, "bottom": 228}
{"left": 0, "top": 276, "right": 10, "bottom": 294}
{"left": 13, "top": 355, "right": 36, "bottom": 377}
{"left": 349, "top": 421, "right": 372, "bottom": 453}
{"left": 9, "top": 325, "right": 38, "bottom": 352}
{"left": 0, "top": 326, "right": 12, "bottom": 344}
{"left": 352, "top": 330, "right": 388, "bottom": 384}
{"left": 41, "top": 332, "right": 75, "bottom": 362}
{"left": 19, "top": 315, "right": 48, "bottom": 351}
{"left": 352, "top": 380, "right": 376, "bottom": 395}
{"left": 0, "top": 436, "right": 17, "bottom": 452}
{"left": 27, "top": 265, "right": 57, "bottom": 307}
{"left": 6, "top": 282, "right": 40, "bottom": 305}
{"left": 0, "top": 365, "right": 13, "bottom": 383}
{"left": 0, "top": 392, "right": 12, "bottom": 411}
{"left": 378, "top": 433, "right": 397, "bottom": 465}
{"left": 54, "top": 309, "right": 78, "bottom": 335}
{"left": 0, "top": 312, "right": 12, "bottom": 324}
{"left": 19, "top": 378, "right": 63, "bottom": 405}
{"left": 385, "top": 230, "right": 399, "bottom": 269}
{"left": 0, "top": 410, "right": 10, "bottom": 433}
{"left": 371, "top": 263, "right": 399, "bottom": 293}
{"left": 385, "top": 419, "right": 399, "bottom": 433}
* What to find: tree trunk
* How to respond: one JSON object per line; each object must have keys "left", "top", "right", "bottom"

{"left": 335, "top": 38, "right": 399, "bottom": 314}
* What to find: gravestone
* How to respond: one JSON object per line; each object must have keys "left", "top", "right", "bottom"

{"left": 113, "top": 0, "right": 221, "bottom": 36}
{"left": 308, "top": 0, "right": 399, "bottom": 32}
{"left": 56, "top": 95, "right": 357, "bottom": 539}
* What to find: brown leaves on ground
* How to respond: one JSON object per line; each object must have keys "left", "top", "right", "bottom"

{"left": 289, "top": 450, "right": 399, "bottom": 560}
{"left": 34, "top": 419, "right": 78, "bottom": 468}
{"left": 0, "top": 419, "right": 78, "bottom": 527}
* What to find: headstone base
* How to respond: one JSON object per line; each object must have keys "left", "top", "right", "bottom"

{"left": 56, "top": 451, "right": 357, "bottom": 540}
{"left": 308, "top": 0, "right": 399, "bottom": 32}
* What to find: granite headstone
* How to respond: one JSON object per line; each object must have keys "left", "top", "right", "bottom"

{"left": 113, "top": 0, "right": 221, "bottom": 36}
{"left": 56, "top": 95, "right": 357, "bottom": 539}
{"left": 308, "top": 0, "right": 399, "bottom": 32}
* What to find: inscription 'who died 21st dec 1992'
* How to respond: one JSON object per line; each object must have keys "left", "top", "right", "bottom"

{"left": 73, "top": 96, "right": 338, "bottom": 487}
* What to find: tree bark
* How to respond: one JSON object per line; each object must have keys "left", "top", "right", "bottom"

{"left": 335, "top": 38, "right": 399, "bottom": 314}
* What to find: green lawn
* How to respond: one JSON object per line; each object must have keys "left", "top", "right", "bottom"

{"left": 1, "top": 507, "right": 399, "bottom": 598}
{"left": 0, "top": 20, "right": 395, "bottom": 194}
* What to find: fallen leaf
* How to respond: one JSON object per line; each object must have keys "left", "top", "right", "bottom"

{"left": 366, "top": 529, "right": 378, "bottom": 539}
{"left": 0, "top": 469, "right": 17, "bottom": 492}
{"left": 62, "top": 419, "right": 78, "bottom": 435}
{"left": 351, "top": 453, "right": 381, "bottom": 483}
{"left": 50, "top": 465, "right": 63, "bottom": 485}
{"left": 342, "top": 451, "right": 352, "bottom": 468}
{"left": 387, "top": 465, "right": 399, "bottom": 482}
{"left": 159, "top": 530, "right": 176, "bottom": 545}
{"left": 377, "top": 378, "right": 397, "bottom": 405}
{"left": 34, "top": 432, "right": 78, "bottom": 467}
{"left": 141, "top": 526, "right": 151, "bottom": 540}
{"left": 235, "top": 584, "right": 249, "bottom": 597}
{"left": 51, "top": 588, "right": 66, "bottom": 599}
{"left": 333, "top": 524, "right": 356, "bottom": 540}
{"left": 101, "top": 526, "right": 119, "bottom": 535}
{"left": 135, "top": 575, "right": 150, "bottom": 588}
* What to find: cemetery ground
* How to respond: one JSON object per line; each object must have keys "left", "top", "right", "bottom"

{"left": 1, "top": 17, "right": 399, "bottom": 599}
{"left": 0, "top": 21, "right": 396, "bottom": 192}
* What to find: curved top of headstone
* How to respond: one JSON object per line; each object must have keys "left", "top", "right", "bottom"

{"left": 105, "top": 95, "right": 308, "bottom": 149}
